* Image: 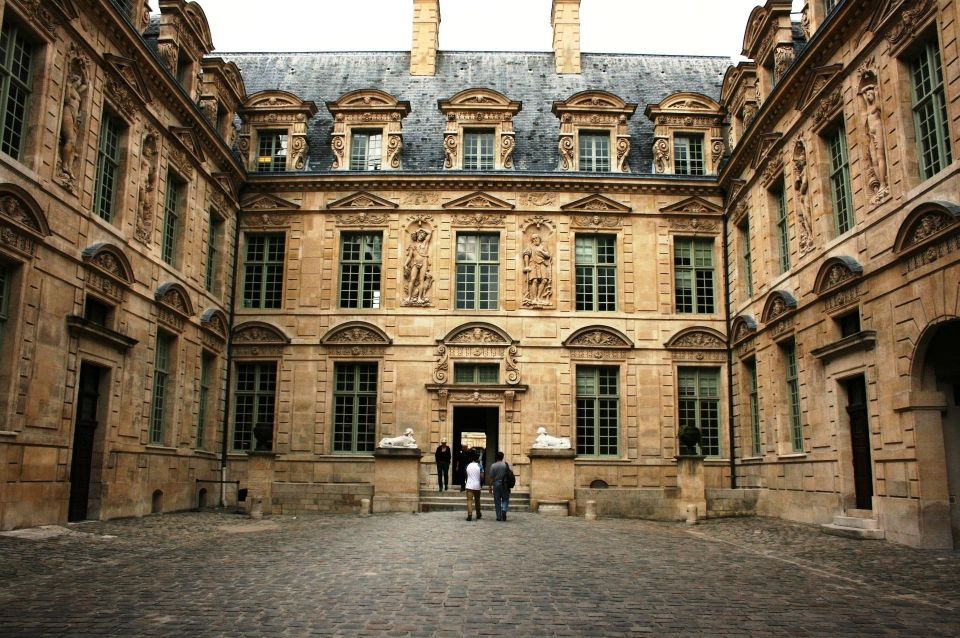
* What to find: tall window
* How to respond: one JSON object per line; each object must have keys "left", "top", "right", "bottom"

{"left": 350, "top": 130, "right": 382, "bottom": 170}
{"left": 456, "top": 234, "right": 499, "bottom": 310}
{"left": 454, "top": 363, "right": 498, "bottom": 384}
{"left": 674, "top": 238, "right": 715, "bottom": 314}
{"left": 256, "top": 131, "right": 287, "bottom": 172}
{"left": 242, "top": 234, "right": 285, "bottom": 309}
{"left": 674, "top": 134, "right": 705, "bottom": 175}
{"left": 0, "top": 264, "right": 9, "bottom": 344}
{"left": 578, "top": 132, "right": 610, "bottom": 172}
{"left": 746, "top": 359, "right": 761, "bottom": 456}
{"left": 93, "top": 113, "right": 123, "bottom": 222}
{"left": 678, "top": 368, "right": 721, "bottom": 457}
{"left": 783, "top": 340, "right": 803, "bottom": 452}
{"left": 575, "top": 235, "right": 616, "bottom": 311}
{"left": 161, "top": 173, "right": 182, "bottom": 266}
{"left": 339, "top": 233, "right": 382, "bottom": 309}
{"left": 205, "top": 211, "right": 222, "bottom": 294}
{"left": 0, "top": 19, "right": 34, "bottom": 159}
{"left": 233, "top": 362, "right": 276, "bottom": 451}
{"left": 774, "top": 181, "right": 790, "bottom": 273}
{"left": 827, "top": 124, "right": 854, "bottom": 235}
{"left": 911, "top": 39, "right": 952, "bottom": 180}
{"left": 576, "top": 366, "right": 619, "bottom": 456}
{"left": 333, "top": 362, "right": 377, "bottom": 453}
{"left": 150, "top": 332, "right": 174, "bottom": 445}
{"left": 739, "top": 218, "right": 753, "bottom": 297}
{"left": 197, "top": 352, "right": 214, "bottom": 449}
{"left": 463, "top": 130, "right": 495, "bottom": 170}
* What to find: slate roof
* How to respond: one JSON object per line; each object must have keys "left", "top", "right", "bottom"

{"left": 221, "top": 51, "right": 731, "bottom": 175}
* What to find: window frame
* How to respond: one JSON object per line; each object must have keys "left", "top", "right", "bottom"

{"left": 255, "top": 129, "right": 288, "bottom": 173}
{"left": 578, "top": 130, "right": 612, "bottom": 172}
{"left": 575, "top": 234, "right": 617, "bottom": 312}
{"left": 197, "top": 351, "right": 215, "bottom": 449}
{"left": 453, "top": 363, "right": 499, "bottom": 384}
{"left": 232, "top": 361, "right": 277, "bottom": 452}
{"left": 161, "top": 172, "right": 184, "bottom": 266}
{"left": 462, "top": 129, "right": 495, "bottom": 171}
{"left": 575, "top": 365, "right": 620, "bottom": 457}
{"left": 746, "top": 358, "right": 761, "bottom": 457}
{"left": 739, "top": 217, "right": 753, "bottom": 298}
{"left": 455, "top": 233, "right": 500, "bottom": 311}
{"left": 205, "top": 209, "right": 224, "bottom": 295}
{"left": 349, "top": 129, "right": 383, "bottom": 171}
{"left": 826, "top": 123, "right": 854, "bottom": 235}
{"left": 241, "top": 233, "right": 286, "bottom": 310}
{"left": 673, "top": 133, "right": 705, "bottom": 176}
{"left": 332, "top": 361, "right": 378, "bottom": 454}
{"left": 773, "top": 179, "right": 791, "bottom": 274}
{"left": 783, "top": 340, "right": 804, "bottom": 453}
{"left": 93, "top": 110, "right": 124, "bottom": 222}
{"left": 0, "top": 18, "right": 35, "bottom": 161}
{"left": 909, "top": 37, "right": 953, "bottom": 180}
{"left": 338, "top": 232, "right": 383, "bottom": 309}
{"left": 674, "top": 237, "right": 715, "bottom": 314}
{"left": 678, "top": 367, "right": 722, "bottom": 457}
{"left": 149, "top": 331, "right": 175, "bottom": 445}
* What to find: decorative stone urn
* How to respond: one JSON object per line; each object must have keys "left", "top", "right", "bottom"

{"left": 678, "top": 423, "right": 701, "bottom": 456}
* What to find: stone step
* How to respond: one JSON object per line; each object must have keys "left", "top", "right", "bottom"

{"left": 832, "top": 515, "right": 880, "bottom": 530}
{"left": 418, "top": 490, "right": 530, "bottom": 513}
{"left": 821, "top": 523, "right": 885, "bottom": 540}
{"left": 845, "top": 508, "right": 875, "bottom": 519}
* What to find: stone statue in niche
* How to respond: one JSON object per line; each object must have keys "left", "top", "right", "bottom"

{"left": 522, "top": 233, "right": 553, "bottom": 307}
{"left": 378, "top": 428, "right": 418, "bottom": 449}
{"left": 792, "top": 140, "right": 815, "bottom": 255}
{"left": 858, "top": 69, "right": 889, "bottom": 204}
{"left": 532, "top": 426, "right": 571, "bottom": 449}
{"left": 135, "top": 132, "right": 159, "bottom": 243}
{"left": 56, "top": 57, "right": 90, "bottom": 190}
{"left": 402, "top": 225, "right": 434, "bottom": 306}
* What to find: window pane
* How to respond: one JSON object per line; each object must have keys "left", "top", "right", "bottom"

{"left": 93, "top": 114, "right": 123, "bottom": 222}
{"left": 456, "top": 234, "right": 498, "bottom": 310}
{"left": 912, "top": 40, "right": 952, "bottom": 180}
{"left": 257, "top": 131, "right": 287, "bottom": 172}
{"left": 575, "top": 235, "right": 616, "bottom": 311}
{"left": 339, "top": 233, "right": 382, "bottom": 309}
{"left": 333, "top": 363, "right": 378, "bottom": 453}
{"left": 161, "top": 174, "right": 181, "bottom": 265}
{"left": 678, "top": 367, "right": 721, "bottom": 456}
{"left": 579, "top": 132, "right": 610, "bottom": 172}
{"left": 576, "top": 366, "right": 619, "bottom": 457}
{"left": 350, "top": 130, "right": 382, "bottom": 170}
{"left": 233, "top": 362, "right": 276, "bottom": 451}
{"left": 828, "top": 125, "right": 854, "bottom": 235}
{"left": 463, "top": 130, "right": 495, "bottom": 170}
{"left": 674, "top": 135, "right": 705, "bottom": 175}
{"left": 243, "top": 234, "right": 285, "bottom": 309}
{"left": 775, "top": 183, "right": 790, "bottom": 273}
{"left": 0, "top": 21, "right": 34, "bottom": 159}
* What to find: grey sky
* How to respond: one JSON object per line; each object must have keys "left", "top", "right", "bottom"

{"left": 156, "top": 1, "right": 805, "bottom": 60}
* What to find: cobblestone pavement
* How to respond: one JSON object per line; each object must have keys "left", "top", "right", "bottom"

{"left": 1, "top": 511, "right": 959, "bottom": 636}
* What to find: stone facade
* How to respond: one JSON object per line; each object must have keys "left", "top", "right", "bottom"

{"left": 1, "top": 0, "right": 959, "bottom": 549}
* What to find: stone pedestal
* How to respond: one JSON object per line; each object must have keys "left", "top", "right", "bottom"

{"left": 373, "top": 447, "right": 423, "bottom": 513}
{"left": 247, "top": 451, "right": 277, "bottom": 516}
{"left": 675, "top": 454, "right": 706, "bottom": 521}
{"left": 529, "top": 448, "right": 576, "bottom": 515}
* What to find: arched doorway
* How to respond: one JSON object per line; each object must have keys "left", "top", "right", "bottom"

{"left": 915, "top": 318, "right": 960, "bottom": 547}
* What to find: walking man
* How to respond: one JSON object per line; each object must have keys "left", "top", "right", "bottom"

{"left": 435, "top": 437, "right": 451, "bottom": 491}
{"left": 487, "top": 451, "right": 511, "bottom": 521}
{"left": 464, "top": 450, "right": 483, "bottom": 521}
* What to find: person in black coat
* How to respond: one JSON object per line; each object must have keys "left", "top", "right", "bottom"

{"left": 435, "top": 438, "right": 451, "bottom": 491}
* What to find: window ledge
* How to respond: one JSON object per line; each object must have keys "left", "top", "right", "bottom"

{"left": 740, "top": 456, "right": 763, "bottom": 462}
{"left": 194, "top": 450, "right": 218, "bottom": 459}
{"left": 0, "top": 430, "right": 18, "bottom": 437}
{"left": 811, "top": 330, "right": 877, "bottom": 362}
{"left": 777, "top": 453, "right": 807, "bottom": 460}
{"left": 144, "top": 445, "right": 178, "bottom": 454}
{"left": 66, "top": 315, "right": 138, "bottom": 351}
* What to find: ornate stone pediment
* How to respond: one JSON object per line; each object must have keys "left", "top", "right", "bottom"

{"left": 438, "top": 89, "right": 522, "bottom": 170}
{"left": 170, "top": 126, "right": 205, "bottom": 166}
{"left": 0, "top": 185, "right": 50, "bottom": 259}
{"left": 814, "top": 257, "right": 864, "bottom": 295}
{"left": 731, "top": 316, "right": 758, "bottom": 344}
{"left": 155, "top": 283, "right": 194, "bottom": 317}
{"left": 327, "top": 191, "right": 398, "bottom": 210}
{"left": 200, "top": 309, "right": 228, "bottom": 352}
{"left": 660, "top": 197, "right": 723, "bottom": 215}
{"left": 752, "top": 132, "right": 783, "bottom": 169}
{"left": 562, "top": 194, "right": 631, "bottom": 213}
{"left": 867, "top": 0, "right": 936, "bottom": 47}
{"left": 232, "top": 321, "right": 290, "bottom": 345}
{"left": 894, "top": 201, "right": 960, "bottom": 253}
{"left": 213, "top": 172, "right": 239, "bottom": 206}
{"left": 444, "top": 323, "right": 512, "bottom": 345}
{"left": 241, "top": 193, "right": 300, "bottom": 212}
{"left": 665, "top": 327, "right": 726, "bottom": 350}
{"left": 553, "top": 91, "right": 637, "bottom": 173}
{"left": 444, "top": 192, "right": 514, "bottom": 211}
{"left": 321, "top": 322, "right": 392, "bottom": 346}
{"left": 797, "top": 64, "right": 843, "bottom": 113}
{"left": 326, "top": 89, "right": 410, "bottom": 170}
{"left": 434, "top": 323, "right": 520, "bottom": 385}
{"left": 104, "top": 54, "right": 152, "bottom": 107}
{"left": 762, "top": 290, "right": 798, "bottom": 323}
{"left": 81, "top": 243, "right": 135, "bottom": 285}
{"left": 563, "top": 326, "right": 633, "bottom": 361}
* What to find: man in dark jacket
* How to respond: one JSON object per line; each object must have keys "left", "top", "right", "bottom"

{"left": 435, "top": 437, "right": 451, "bottom": 491}
{"left": 487, "top": 451, "right": 511, "bottom": 521}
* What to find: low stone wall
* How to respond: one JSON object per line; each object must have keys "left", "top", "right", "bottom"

{"left": 271, "top": 482, "right": 373, "bottom": 515}
{"left": 705, "top": 488, "right": 761, "bottom": 517}
{"left": 575, "top": 487, "right": 681, "bottom": 520}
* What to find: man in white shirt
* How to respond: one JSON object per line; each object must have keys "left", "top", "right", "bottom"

{"left": 464, "top": 451, "right": 483, "bottom": 521}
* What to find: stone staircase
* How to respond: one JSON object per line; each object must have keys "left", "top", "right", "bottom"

{"left": 821, "top": 509, "right": 885, "bottom": 540}
{"left": 418, "top": 488, "right": 530, "bottom": 513}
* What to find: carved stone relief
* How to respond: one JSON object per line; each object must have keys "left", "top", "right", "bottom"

{"left": 654, "top": 137, "right": 670, "bottom": 174}
{"left": 857, "top": 63, "right": 890, "bottom": 205}
{"left": 402, "top": 216, "right": 435, "bottom": 307}
{"left": 520, "top": 218, "right": 555, "bottom": 309}
{"left": 135, "top": 131, "right": 160, "bottom": 244}
{"left": 774, "top": 44, "right": 795, "bottom": 81}
{"left": 520, "top": 193, "right": 556, "bottom": 208}
{"left": 55, "top": 48, "right": 90, "bottom": 193}
{"left": 792, "top": 140, "right": 815, "bottom": 256}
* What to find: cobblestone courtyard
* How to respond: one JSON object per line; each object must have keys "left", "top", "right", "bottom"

{"left": 1, "top": 511, "right": 958, "bottom": 636}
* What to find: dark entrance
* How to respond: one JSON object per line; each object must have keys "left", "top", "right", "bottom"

{"left": 844, "top": 375, "right": 873, "bottom": 510}
{"left": 453, "top": 406, "right": 499, "bottom": 473}
{"left": 68, "top": 363, "right": 102, "bottom": 522}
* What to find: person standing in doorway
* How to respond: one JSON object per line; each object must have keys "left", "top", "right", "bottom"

{"left": 435, "top": 437, "right": 451, "bottom": 492}
{"left": 456, "top": 444, "right": 469, "bottom": 491}
{"left": 464, "top": 450, "right": 483, "bottom": 521}
{"left": 487, "top": 451, "right": 511, "bottom": 521}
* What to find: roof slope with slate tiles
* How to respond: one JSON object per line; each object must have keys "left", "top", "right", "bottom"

{"left": 222, "top": 51, "right": 730, "bottom": 175}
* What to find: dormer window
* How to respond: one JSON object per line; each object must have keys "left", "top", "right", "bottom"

{"left": 553, "top": 91, "right": 636, "bottom": 173}
{"left": 439, "top": 89, "right": 521, "bottom": 171}
{"left": 673, "top": 134, "right": 705, "bottom": 176}
{"left": 238, "top": 90, "right": 318, "bottom": 173}
{"left": 350, "top": 130, "right": 383, "bottom": 171}
{"left": 645, "top": 92, "right": 724, "bottom": 176}
{"left": 256, "top": 131, "right": 288, "bottom": 173}
{"left": 327, "top": 90, "right": 410, "bottom": 171}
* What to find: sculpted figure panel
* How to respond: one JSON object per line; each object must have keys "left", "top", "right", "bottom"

{"left": 379, "top": 428, "right": 418, "bottom": 449}
{"left": 56, "top": 53, "right": 90, "bottom": 191}
{"left": 533, "top": 426, "right": 571, "bottom": 449}
{"left": 402, "top": 220, "right": 434, "bottom": 306}
{"left": 522, "top": 232, "right": 553, "bottom": 308}
{"left": 858, "top": 67, "right": 889, "bottom": 204}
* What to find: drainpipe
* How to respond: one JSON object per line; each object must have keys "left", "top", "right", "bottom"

{"left": 219, "top": 196, "right": 243, "bottom": 507}
{"left": 722, "top": 207, "right": 738, "bottom": 489}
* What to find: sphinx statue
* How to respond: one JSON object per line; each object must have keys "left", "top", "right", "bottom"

{"left": 532, "top": 426, "right": 571, "bottom": 449}
{"left": 378, "top": 427, "right": 418, "bottom": 449}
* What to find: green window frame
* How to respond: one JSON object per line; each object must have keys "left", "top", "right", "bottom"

{"left": 242, "top": 233, "right": 285, "bottom": 309}
{"left": 456, "top": 233, "right": 499, "bottom": 310}
{"left": 454, "top": 363, "right": 499, "bottom": 384}
{"left": 674, "top": 238, "right": 715, "bottom": 314}
{"left": 205, "top": 210, "right": 222, "bottom": 294}
{"left": 746, "top": 359, "right": 761, "bottom": 456}
{"left": 678, "top": 367, "right": 721, "bottom": 457}
{"left": 233, "top": 362, "right": 276, "bottom": 451}
{"left": 784, "top": 340, "right": 803, "bottom": 452}
{"left": 575, "top": 235, "right": 616, "bottom": 311}
{"left": 578, "top": 131, "right": 610, "bottom": 172}
{"left": 911, "top": 39, "right": 952, "bottom": 180}
{"left": 339, "top": 232, "right": 382, "bottom": 309}
{"left": 350, "top": 130, "right": 382, "bottom": 171}
{"left": 576, "top": 366, "right": 619, "bottom": 457}
{"left": 674, "top": 134, "right": 705, "bottom": 175}
{"left": 463, "top": 130, "right": 495, "bottom": 170}
{"left": 150, "top": 332, "right": 174, "bottom": 445}
{"left": 740, "top": 218, "right": 753, "bottom": 298}
{"left": 197, "top": 352, "right": 215, "bottom": 449}
{"left": 161, "top": 173, "right": 182, "bottom": 266}
{"left": 93, "top": 112, "right": 123, "bottom": 222}
{"left": 256, "top": 131, "right": 287, "bottom": 172}
{"left": 0, "top": 19, "right": 34, "bottom": 160}
{"left": 827, "top": 124, "right": 854, "bottom": 235}
{"left": 333, "top": 362, "right": 377, "bottom": 453}
{"left": 774, "top": 181, "right": 791, "bottom": 273}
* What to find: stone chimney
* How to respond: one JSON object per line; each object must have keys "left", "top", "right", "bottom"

{"left": 551, "top": 0, "right": 581, "bottom": 74}
{"left": 411, "top": 0, "right": 441, "bottom": 76}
